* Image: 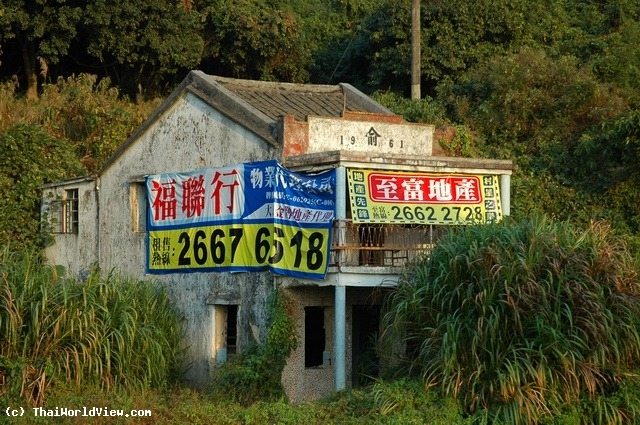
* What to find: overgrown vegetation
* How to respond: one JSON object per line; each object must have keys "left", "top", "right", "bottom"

{"left": 3, "top": 0, "right": 640, "bottom": 420}
{"left": 382, "top": 216, "right": 640, "bottom": 424}
{"left": 0, "top": 124, "right": 81, "bottom": 249}
{"left": 210, "top": 290, "right": 298, "bottom": 405}
{"left": 0, "top": 76, "right": 157, "bottom": 250}
{"left": 0, "top": 75, "right": 157, "bottom": 173}
{"left": 0, "top": 249, "right": 183, "bottom": 406}
{"left": 8, "top": 379, "right": 470, "bottom": 425}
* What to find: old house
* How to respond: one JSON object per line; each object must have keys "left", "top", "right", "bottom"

{"left": 41, "top": 71, "right": 513, "bottom": 403}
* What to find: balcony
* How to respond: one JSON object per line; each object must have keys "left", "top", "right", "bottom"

{"left": 329, "top": 220, "right": 446, "bottom": 269}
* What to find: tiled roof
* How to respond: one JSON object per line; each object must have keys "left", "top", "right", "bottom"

{"left": 211, "top": 78, "right": 345, "bottom": 121}
{"left": 200, "top": 74, "right": 392, "bottom": 123}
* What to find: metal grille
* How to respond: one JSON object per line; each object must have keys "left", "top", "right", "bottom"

{"left": 48, "top": 190, "right": 79, "bottom": 234}
{"left": 330, "top": 220, "right": 446, "bottom": 267}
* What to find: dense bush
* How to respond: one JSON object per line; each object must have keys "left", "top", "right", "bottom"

{"left": 382, "top": 216, "right": 640, "bottom": 424}
{"left": 0, "top": 75, "right": 158, "bottom": 173}
{"left": 210, "top": 289, "right": 298, "bottom": 405}
{"left": 0, "top": 249, "right": 183, "bottom": 405}
{"left": 442, "top": 47, "right": 629, "bottom": 157}
{"left": 0, "top": 124, "right": 82, "bottom": 249}
{"left": 0, "top": 75, "right": 157, "bottom": 249}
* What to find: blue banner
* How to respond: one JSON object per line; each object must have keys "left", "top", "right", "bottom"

{"left": 146, "top": 160, "right": 336, "bottom": 279}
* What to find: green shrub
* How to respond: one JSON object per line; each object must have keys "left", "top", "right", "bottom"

{"left": 373, "top": 91, "right": 447, "bottom": 125}
{"left": 210, "top": 289, "right": 298, "bottom": 405}
{"left": 0, "top": 123, "right": 82, "bottom": 249}
{"left": 382, "top": 216, "right": 640, "bottom": 424}
{"left": 0, "top": 75, "right": 158, "bottom": 250}
{"left": 0, "top": 248, "right": 183, "bottom": 405}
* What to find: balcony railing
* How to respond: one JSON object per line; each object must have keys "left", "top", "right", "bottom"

{"left": 330, "top": 220, "right": 446, "bottom": 268}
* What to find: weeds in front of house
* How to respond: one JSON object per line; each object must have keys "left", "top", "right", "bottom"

{"left": 9, "top": 375, "right": 640, "bottom": 424}
{"left": 382, "top": 216, "right": 640, "bottom": 424}
{"left": 6, "top": 378, "right": 470, "bottom": 425}
{"left": 0, "top": 248, "right": 182, "bottom": 406}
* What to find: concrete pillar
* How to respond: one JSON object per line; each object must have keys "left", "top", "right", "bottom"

{"left": 500, "top": 174, "right": 511, "bottom": 216}
{"left": 334, "top": 284, "right": 346, "bottom": 391}
{"left": 336, "top": 166, "right": 346, "bottom": 219}
{"left": 335, "top": 166, "right": 347, "bottom": 391}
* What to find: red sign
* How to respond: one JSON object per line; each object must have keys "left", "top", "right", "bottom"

{"left": 368, "top": 173, "right": 481, "bottom": 204}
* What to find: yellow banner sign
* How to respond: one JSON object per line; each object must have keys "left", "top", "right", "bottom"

{"left": 149, "top": 222, "right": 330, "bottom": 277}
{"left": 347, "top": 169, "right": 502, "bottom": 224}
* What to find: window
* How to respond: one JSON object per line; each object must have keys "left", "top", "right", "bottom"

{"left": 49, "top": 189, "right": 78, "bottom": 234}
{"left": 213, "top": 304, "right": 239, "bottom": 364}
{"left": 64, "top": 189, "right": 79, "bottom": 234}
{"left": 130, "top": 182, "right": 147, "bottom": 232}
{"left": 305, "top": 306, "right": 326, "bottom": 368}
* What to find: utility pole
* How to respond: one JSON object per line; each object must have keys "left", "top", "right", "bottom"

{"left": 411, "top": 0, "right": 421, "bottom": 100}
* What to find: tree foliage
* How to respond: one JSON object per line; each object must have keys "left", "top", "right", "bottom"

{"left": 0, "top": 75, "right": 156, "bottom": 249}
{"left": 199, "top": 0, "right": 309, "bottom": 82}
{"left": 82, "top": 0, "right": 204, "bottom": 94}
{"left": 0, "top": 0, "right": 82, "bottom": 99}
{"left": 441, "top": 47, "right": 628, "bottom": 157}
{"left": 570, "top": 109, "right": 640, "bottom": 233}
{"left": 425, "top": 46, "right": 639, "bottom": 232}
{"left": 329, "top": 0, "right": 564, "bottom": 94}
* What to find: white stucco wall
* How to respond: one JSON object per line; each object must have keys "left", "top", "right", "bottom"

{"left": 42, "top": 179, "right": 98, "bottom": 278}
{"left": 94, "top": 92, "right": 276, "bottom": 384}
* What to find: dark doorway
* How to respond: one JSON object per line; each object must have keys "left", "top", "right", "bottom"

{"left": 352, "top": 305, "right": 381, "bottom": 386}
{"left": 305, "top": 306, "right": 325, "bottom": 368}
{"left": 226, "top": 305, "right": 238, "bottom": 356}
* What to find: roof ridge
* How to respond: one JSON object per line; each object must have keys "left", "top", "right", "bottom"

{"left": 206, "top": 75, "right": 342, "bottom": 93}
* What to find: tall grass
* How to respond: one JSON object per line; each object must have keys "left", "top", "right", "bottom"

{"left": 382, "top": 217, "right": 640, "bottom": 424}
{"left": 0, "top": 248, "right": 182, "bottom": 405}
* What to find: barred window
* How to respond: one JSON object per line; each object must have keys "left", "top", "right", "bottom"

{"left": 50, "top": 189, "right": 78, "bottom": 234}
{"left": 213, "top": 304, "right": 239, "bottom": 364}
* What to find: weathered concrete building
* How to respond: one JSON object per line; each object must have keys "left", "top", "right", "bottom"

{"left": 42, "top": 71, "right": 513, "bottom": 403}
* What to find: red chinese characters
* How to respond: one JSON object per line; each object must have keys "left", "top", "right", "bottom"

{"left": 150, "top": 168, "right": 242, "bottom": 224}
{"left": 210, "top": 169, "right": 240, "bottom": 215}
{"left": 151, "top": 180, "right": 177, "bottom": 220}
{"left": 182, "top": 175, "right": 205, "bottom": 218}
{"left": 368, "top": 174, "right": 481, "bottom": 204}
